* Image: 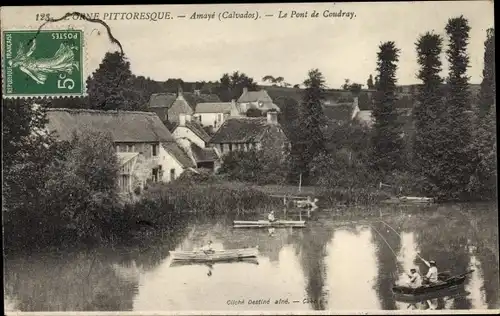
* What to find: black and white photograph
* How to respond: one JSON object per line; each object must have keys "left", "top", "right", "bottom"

{"left": 1, "top": 2, "right": 498, "bottom": 314}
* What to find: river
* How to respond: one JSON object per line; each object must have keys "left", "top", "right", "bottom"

{"left": 3, "top": 202, "right": 499, "bottom": 312}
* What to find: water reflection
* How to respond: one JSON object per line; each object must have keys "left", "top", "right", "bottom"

{"left": 3, "top": 203, "right": 499, "bottom": 311}
{"left": 325, "top": 227, "right": 380, "bottom": 310}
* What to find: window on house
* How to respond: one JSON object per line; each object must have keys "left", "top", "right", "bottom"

{"left": 152, "top": 168, "right": 159, "bottom": 183}
{"left": 170, "top": 168, "right": 176, "bottom": 181}
{"left": 218, "top": 114, "right": 222, "bottom": 122}
{"left": 220, "top": 144, "right": 224, "bottom": 153}
{"left": 158, "top": 165, "right": 163, "bottom": 181}
{"left": 116, "top": 145, "right": 120, "bottom": 152}
{"left": 152, "top": 144, "right": 158, "bottom": 156}
{"left": 229, "top": 143, "right": 233, "bottom": 151}
{"left": 127, "top": 145, "right": 135, "bottom": 152}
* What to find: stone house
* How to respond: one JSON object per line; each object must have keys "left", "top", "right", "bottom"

{"left": 192, "top": 100, "right": 235, "bottom": 131}
{"left": 208, "top": 111, "right": 288, "bottom": 156}
{"left": 171, "top": 113, "right": 221, "bottom": 171}
{"left": 148, "top": 87, "right": 221, "bottom": 124}
{"left": 44, "top": 108, "right": 194, "bottom": 195}
{"left": 235, "top": 87, "right": 281, "bottom": 115}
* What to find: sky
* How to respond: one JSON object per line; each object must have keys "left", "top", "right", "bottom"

{"left": 1, "top": 2, "right": 495, "bottom": 89}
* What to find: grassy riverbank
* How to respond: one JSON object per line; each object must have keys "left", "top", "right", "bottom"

{"left": 3, "top": 179, "right": 281, "bottom": 253}
{"left": 182, "top": 178, "right": 392, "bottom": 206}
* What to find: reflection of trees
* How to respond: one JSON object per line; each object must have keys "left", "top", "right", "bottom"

{"left": 3, "top": 251, "right": 137, "bottom": 311}
{"left": 371, "top": 222, "right": 401, "bottom": 310}
{"left": 462, "top": 204, "right": 499, "bottom": 309}
{"left": 382, "top": 203, "right": 499, "bottom": 309}
{"left": 297, "top": 224, "right": 335, "bottom": 310}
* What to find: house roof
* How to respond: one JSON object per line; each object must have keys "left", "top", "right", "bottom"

{"left": 171, "top": 120, "right": 211, "bottom": 143}
{"left": 149, "top": 93, "right": 177, "bottom": 108}
{"left": 45, "top": 108, "right": 176, "bottom": 143}
{"left": 183, "top": 92, "right": 221, "bottom": 110}
{"left": 195, "top": 102, "right": 233, "bottom": 114}
{"left": 238, "top": 90, "right": 274, "bottom": 103}
{"left": 162, "top": 142, "right": 196, "bottom": 168}
{"left": 168, "top": 97, "right": 193, "bottom": 120}
{"left": 209, "top": 117, "right": 281, "bottom": 144}
{"left": 190, "top": 143, "right": 218, "bottom": 163}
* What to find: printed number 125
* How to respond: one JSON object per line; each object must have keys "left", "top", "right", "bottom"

{"left": 35, "top": 13, "right": 51, "bottom": 21}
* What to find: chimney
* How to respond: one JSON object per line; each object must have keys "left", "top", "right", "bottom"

{"left": 267, "top": 111, "right": 278, "bottom": 125}
{"left": 243, "top": 87, "right": 248, "bottom": 94}
{"left": 230, "top": 99, "right": 240, "bottom": 117}
{"left": 179, "top": 113, "right": 186, "bottom": 126}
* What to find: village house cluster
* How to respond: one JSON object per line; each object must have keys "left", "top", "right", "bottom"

{"left": 42, "top": 85, "right": 401, "bottom": 199}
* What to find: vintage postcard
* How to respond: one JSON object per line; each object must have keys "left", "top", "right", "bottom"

{"left": 1, "top": 1, "right": 498, "bottom": 315}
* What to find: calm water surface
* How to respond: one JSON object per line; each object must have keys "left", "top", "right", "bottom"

{"left": 3, "top": 203, "right": 499, "bottom": 312}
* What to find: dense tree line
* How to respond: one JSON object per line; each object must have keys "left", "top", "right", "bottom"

{"left": 225, "top": 16, "right": 495, "bottom": 203}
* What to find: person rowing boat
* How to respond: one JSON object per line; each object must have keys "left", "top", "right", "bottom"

{"left": 268, "top": 210, "right": 276, "bottom": 223}
{"left": 200, "top": 240, "right": 215, "bottom": 254}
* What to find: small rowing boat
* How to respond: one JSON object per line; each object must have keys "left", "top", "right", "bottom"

{"left": 170, "top": 257, "right": 259, "bottom": 267}
{"left": 233, "top": 220, "right": 306, "bottom": 228}
{"left": 392, "top": 270, "right": 474, "bottom": 296}
{"left": 393, "top": 287, "right": 470, "bottom": 304}
{"left": 169, "top": 247, "right": 259, "bottom": 262}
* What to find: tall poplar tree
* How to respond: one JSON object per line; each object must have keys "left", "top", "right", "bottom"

{"left": 371, "top": 41, "right": 404, "bottom": 175}
{"left": 413, "top": 32, "right": 444, "bottom": 194}
{"left": 293, "top": 69, "right": 327, "bottom": 183}
{"left": 478, "top": 28, "right": 495, "bottom": 116}
{"left": 440, "top": 16, "right": 473, "bottom": 200}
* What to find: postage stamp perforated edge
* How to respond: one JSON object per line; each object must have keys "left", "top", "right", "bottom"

{"left": 1, "top": 23, "right": 89, "bottom": 99}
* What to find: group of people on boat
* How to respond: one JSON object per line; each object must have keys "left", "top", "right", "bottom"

{"left": 407, "top": 258, "right": 439, "bottom": 288}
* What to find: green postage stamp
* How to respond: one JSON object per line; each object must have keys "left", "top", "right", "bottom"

{"left": 2, "top": 29, "right": 84, "bottom": 98}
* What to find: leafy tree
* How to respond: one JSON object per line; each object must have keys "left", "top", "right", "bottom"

{"left": 438, "top": 16, "right": 473, "bottom": 200}
{"left": 413, "top": 32, "right": 445, "bottom": 195}
{"left": 275, "top": 96, "right": 300, "bottom": 142}
{"left": 42, "top": 129, "right": 120, "bottom": 240}
{"left": 293, "top": 84, "right": 301, "bottom": 89}
{"left": 467, "top": 103, "right": 497, "bottom": 200}
{"left": 216, "top": 71, "right": 258, "bottom": 102}
{"left": 86, "top": 52, "right": 146, "bottom": 111}
{"left": 217, "top": 149, "right": 287, "bottom": 185}
{"left": 371, "top": 41, "right": 404, "bottom": 175}
{"left": 367, "top": 74, "right": 375, "bottom": 89}
{"left": 262, "top": 75, "right": 276, "bottom": 84}
{"left": 2, "top": 98, "right": 59, "bottom": 213}
{"left": 294, "top": 69, "right": 327, "bottom": 183}
{"left": 478, "top": 28, "right": 495, "bottom": 116}
{"left": 342, "top": 79, "right": 351, "bottom": 90}
{"left": 349, "top": 83, "right": 363, "bottom": 95}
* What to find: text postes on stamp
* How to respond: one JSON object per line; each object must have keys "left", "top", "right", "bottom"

{"left": 2, "top": 29, "right": 84, "bottom": 98}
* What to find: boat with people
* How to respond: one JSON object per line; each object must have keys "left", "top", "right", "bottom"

{"left": 393, "top": 286, "right": 470, "bottom": 304}
{"left": 170, "top": 257, "right": 259, "bottom": 267}
{"left": 233, "top": 219, "right": 306, "bottom": 228}
{"left": 169, "top": 246, "right": 259, "bottom": 262}
{"left": 392, "top": 270, "right": 474, "bottom": 297}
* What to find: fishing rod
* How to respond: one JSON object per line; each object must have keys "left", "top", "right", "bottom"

{"left": 368, "top": 223, "right": 402, "bottom": 276}
{"left": 376, "top": 219, "right": 427, "bottom": 262}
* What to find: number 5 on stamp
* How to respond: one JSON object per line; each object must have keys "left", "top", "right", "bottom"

{"left": 2, "top": 30, "right": 84, "bottom": 97}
